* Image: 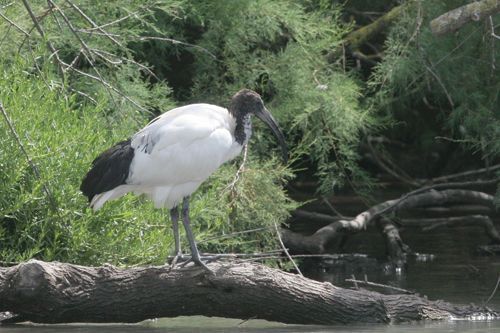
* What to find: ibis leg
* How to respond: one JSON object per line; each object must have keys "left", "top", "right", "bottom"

{"left": 181, "top": 196, "right": 211, "bottom": 272}
{"left": 169, "top": 206, "right": 183, "bottom": 267}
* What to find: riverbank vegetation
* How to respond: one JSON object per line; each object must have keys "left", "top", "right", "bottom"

{"left": 0, "top": 0, "right": 498, "bottom": 269}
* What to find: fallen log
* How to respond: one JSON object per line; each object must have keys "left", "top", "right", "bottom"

{"left": 0, "top": 260, "right": 497, "bottom": 325}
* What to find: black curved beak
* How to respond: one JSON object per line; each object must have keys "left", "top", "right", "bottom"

{"left": 255, "top": 107, "right": 288, "bottom": 163}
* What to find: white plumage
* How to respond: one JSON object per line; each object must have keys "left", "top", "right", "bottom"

{"left": 81, "top": 89, "right": 286, "bottom": 269}
{"left": 90, "top": 104, "right": 245, "bottom": 210}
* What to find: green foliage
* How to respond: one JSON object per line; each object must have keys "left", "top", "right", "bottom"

{"left": 0, "top": 0, "right": 378, "bottom": 266}
{"left": 369, "top": 1, "right": 500, "bottom": 164}
{"left": 194, "top": 156, "right": 297, "bottom": 254}
{"left": 187, "top": 0, "right": 374, "bottom": 194}
{"left": 0, "top": 58, "right": 148, "bottom": 263}
{"left": 0, "top": 58, "right": 295, "bottom": 265}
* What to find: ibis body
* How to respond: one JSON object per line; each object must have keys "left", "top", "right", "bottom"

{"left": 81, "top": 89, "right": 287, "bottom": 269}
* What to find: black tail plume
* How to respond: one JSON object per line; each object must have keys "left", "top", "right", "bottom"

{"left": 80, "top": 139, "right": 134, "bottom": 202}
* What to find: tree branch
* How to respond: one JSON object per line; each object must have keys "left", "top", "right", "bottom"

{"left": 430, "top": 0, "right": 500, "bottom": 36}
{"left": 401, "top": 215, "right": 500, "bottom": 244}
{"left": 282, "top": 189, "right": 496, "bottom": 254}
{"left": 21, "top": 0, "right": 65, "bottom": 79}
{"left": 345, "top": 5, "right": 405, "bottom": 48}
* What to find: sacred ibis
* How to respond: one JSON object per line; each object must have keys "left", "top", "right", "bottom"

{"left": 80, "top": 89, "right": 287, "bottom": 270}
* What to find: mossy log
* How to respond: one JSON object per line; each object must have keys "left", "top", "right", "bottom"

{"left": 345, "top": 5, "right": 405, "bottom": 49}
{"left": 0, "top": 260, "right": 497, "bottom": 325}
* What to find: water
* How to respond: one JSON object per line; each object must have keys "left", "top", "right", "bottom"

{"left": 304, "top": 225, "right": 500, "bottom": 310}
{"left": 1, "top": 317, "right": 500, "bottom": 333}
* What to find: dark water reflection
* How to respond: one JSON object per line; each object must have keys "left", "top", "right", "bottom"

{"left": 305, "top": 224, "right": 500, "bottom": 310}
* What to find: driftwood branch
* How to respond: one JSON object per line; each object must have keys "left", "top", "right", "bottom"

{"left": 282, "top": 189, "right": 497, "bottom": 255}
{"left": 430, "top": 0, "right": 500, "bottom": 36}
{"left": 0, "top": 260, "right": 497, "bottom": 324}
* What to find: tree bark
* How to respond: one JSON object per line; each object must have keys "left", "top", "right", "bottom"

{"left": 0, "top": 260, "right": 497, "bottom": 325}
{"left": 282, "top": 189, "right": 496, "bottom": 254}
{"left": 430, "top": 0, "right": 500, "bottom": 36}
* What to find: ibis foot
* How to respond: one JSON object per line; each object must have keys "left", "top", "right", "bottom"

{"left": 177, "top": 254, "right": 222, "bottom": 274}
{"left": 168, "top": 252, "right": 188, "bottom": 268}
{"left": 193, "top": 257, "right": 213, "bottom": 274}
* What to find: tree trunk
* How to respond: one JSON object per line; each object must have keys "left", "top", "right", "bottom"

{"left": 0, "top": 260, "right": 497, "bottom": 325}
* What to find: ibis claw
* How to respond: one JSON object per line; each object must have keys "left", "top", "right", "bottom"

{"left": 168, "top": 252, "right": 187, "bottom": 268}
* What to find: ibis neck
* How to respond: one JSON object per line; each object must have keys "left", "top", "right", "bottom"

{"left": 233, "top": 113, "right": 252, "bottom": 146}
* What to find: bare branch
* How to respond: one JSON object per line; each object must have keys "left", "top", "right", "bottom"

{"left": 67, "top": 87, "right": 97, "bottom": 104}
{"left": 90, "top": 47, "right": 159, "bottom": 80}
{"left": 367, "top": 136, "right": 420, "bottom": 186}
{"left": 0, "top": 11, "right": 30, "bottom": 36}
{"left": 346, "top": 277, "right": 414, "bottom": 294}
{"left": 21, "top": 0, "right": 65, "bottom": 79}
{"left": 489, "top": 15, "right": 500, "bottom": 40}
{"left": 0, "top": 2, "right": 14, "bottom": 10}
{"left": 199, "top": 226, "right": 274, "bottom": 244}
{"left": 274, "top": 221, "right": 303, "bottom": 276}
{"left": 47, "top": 0, "right": 95, "bottom": 63}
{"left": 375, "top": 180, "right": 499, "bottom": 218}
{"left": 429, "top": 164, "right": 500, "bottom": 183}
{"left": 60, "top": 60, "right": 151, "bottom": 114}
{"left": 84, "top": 7, "right": 147, "bottom": 31}
{"left": 321, "top": 196, "right": 347, "bottom": 219}
{"left": 430, "top": 0, "right": 500, "bottom": 36}
{"left": 224, "top": 144, "right": 248, "bottom": 194}
{"left": 283, "top": 189, "right": 496, "bottom": 255}
{"left": 423, "top": 60, "right": 454, "bottom": 108}
{"left": 485, "top": 274, "right": 500, "bottom": 305}
{"left": 402, "top": 215, "right": 500, "bottom": 244}
{"left": 64, "top": 0, "right": 123, "bottom": 48}
{"left": 139, "top": 36, "right": 217, "bottom": 59}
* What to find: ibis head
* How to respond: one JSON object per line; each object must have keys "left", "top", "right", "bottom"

{"left": 229, "top": 89, "right": 288, "bottom": 163}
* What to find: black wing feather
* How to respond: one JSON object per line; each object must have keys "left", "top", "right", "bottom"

{"left": 80, "top": 139, "right": 135, "bottom": 202}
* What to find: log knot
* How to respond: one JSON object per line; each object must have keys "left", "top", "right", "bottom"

{"left": 14, "top": 260, "right": 50, "bottom": 298}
